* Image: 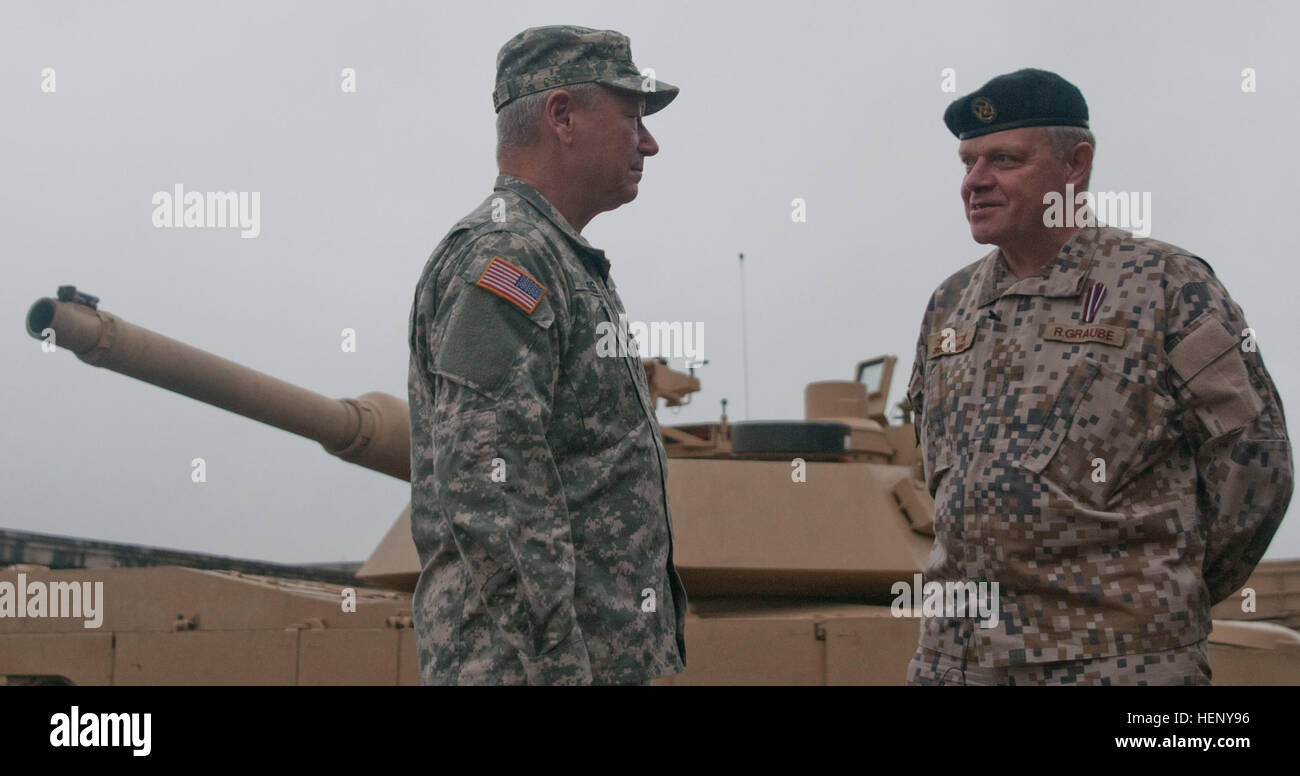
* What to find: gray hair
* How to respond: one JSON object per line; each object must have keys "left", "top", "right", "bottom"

{"left": 496, "top": 82, "right": 607, "bottom": 161}
{"left": 1044, "top": 125, "right": 1096, "bottom": 188}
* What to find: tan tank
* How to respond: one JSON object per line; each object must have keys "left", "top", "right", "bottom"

{"left": 6, "top": 287, "right": 1299, "bottom": 685}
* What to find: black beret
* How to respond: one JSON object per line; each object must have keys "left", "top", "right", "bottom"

{"left": 944, "top": 68, "right": 1088, "bottom": 140}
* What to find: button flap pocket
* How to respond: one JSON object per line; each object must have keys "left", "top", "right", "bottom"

{"left": 1169, "top": 312, "right": 1236, "bottom": 383}
{"left": 1020, "top": 360, "right": 1102, "bottom": 475}
{"left": 1169, "top": 312, "right": 1261, "bottom": 436}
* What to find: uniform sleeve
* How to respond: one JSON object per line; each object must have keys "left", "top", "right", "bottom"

{"left": 1163, "top": 258, "right": 1294, "bottom": 604}
{"left": 907, "top": 299, "right": 936, "bottom": 491}
{"left": 420, "top": 231, "right": 591, "bottom": 685}
{"left": 907, "top": 324, "right": 926, "bottom": 443}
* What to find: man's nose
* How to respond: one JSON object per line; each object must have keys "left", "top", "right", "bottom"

{"left": 963, "top": 158, "right": 993, "bottom": 193}
{"left": 639, "top": 122, "right": 659, "bottom": 156}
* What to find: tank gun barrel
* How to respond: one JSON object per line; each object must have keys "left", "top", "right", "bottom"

{"left": 26, "top": 289, "right": 410, "bottom": 481}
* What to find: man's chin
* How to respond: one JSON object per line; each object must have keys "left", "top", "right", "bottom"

{"left": 968, "top": 224, "right": 1002, "bottom": 245}
{"left": 614, "top": 185, "right": 639, "bottom": 207}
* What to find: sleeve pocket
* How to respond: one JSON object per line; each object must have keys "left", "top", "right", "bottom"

{"left": 1169, "top": 313, "right": 1262, "bottom": 436}
{"left": 434, "top": 407, "right": 509, "bottom": 595}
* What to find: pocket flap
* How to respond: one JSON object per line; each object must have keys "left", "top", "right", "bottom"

{"left": 1019, "top": 360, "right": 1102, "bottom": 475}
{"left": 1169, "top": 312, "right": 1237, "bottom": 383}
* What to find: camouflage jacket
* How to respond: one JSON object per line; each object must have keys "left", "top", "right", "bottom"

{"left": 907, "top": 226, "right": 1292, "bottom": 667}
{"left": 408, "top": 174, "right": 687, "bottom": 685}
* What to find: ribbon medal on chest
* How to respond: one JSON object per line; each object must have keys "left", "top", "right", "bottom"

{"left": 1040, "top": 281, "right": 1127, "bottom": 347}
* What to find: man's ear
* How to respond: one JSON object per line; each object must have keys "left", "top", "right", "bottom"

{"left": 1066, "top": 141, "right": 1094, "bottom": 188}
{"left": 542, "top": 89, "right": 576, "bottom": 145}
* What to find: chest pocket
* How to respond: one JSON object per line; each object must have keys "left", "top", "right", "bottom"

{"left": 568, "top": 282, "right": 648, "bottom": 442}
{"left": 1017, "top": 357, "right": 1177, "bottom": 510}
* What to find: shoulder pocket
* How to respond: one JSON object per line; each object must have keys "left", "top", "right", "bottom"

{"left": 1168, "top": 312, "right": 1261, "bottom": 436}
{"left": 434, "top": 278, "right": 552, "bottom": 399}
{"left": 463, "top": 255, "right": 556, "bottom": 330}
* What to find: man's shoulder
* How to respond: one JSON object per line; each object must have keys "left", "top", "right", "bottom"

{"left": 1094, "top": 227, "right": 1217, "bottom": 289}
{"left": 420, "top": 192, "right": 572, "bottom": 297}
{"left": 927, "top": 249, "right": 994, "bottom": 314}
{"left": 436, "top": 191, "right": 546, "bottom": 263}
{"left": 944, "top": 250, "right": 994, "bottom": 290}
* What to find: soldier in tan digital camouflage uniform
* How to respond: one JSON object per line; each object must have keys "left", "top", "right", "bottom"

{"left": 407, "top": 26, "right": 686, "bottom": 685}
{"left": 906, "top": 69, "right": 1293, "bottom": 685}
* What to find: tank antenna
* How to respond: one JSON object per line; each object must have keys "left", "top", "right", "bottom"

{"left": 738, "top": 252, "right": 750, "bottom": 419}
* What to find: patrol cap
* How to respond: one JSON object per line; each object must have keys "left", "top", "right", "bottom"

{"left": 944, "top": 68, "right": 1088, "bottom": 140}
{"left": 493, "top": 25, "right": 678, "bottom": 115}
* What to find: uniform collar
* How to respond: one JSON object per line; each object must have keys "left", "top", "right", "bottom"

{"left": 495, "top": 174, "right": 613, "bottom": 281}
{"left": 974, "top": 226, "right": 1102, "bottom": 308}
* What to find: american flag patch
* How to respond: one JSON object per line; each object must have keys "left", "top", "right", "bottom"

{"left": 476, "top": 256, "right": 547, "bottom": 314}
{"left": 1082, "top": 281, "right": 1106, "bottom": 323}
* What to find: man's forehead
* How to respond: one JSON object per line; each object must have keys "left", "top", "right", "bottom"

{"left": 609, "top": 87, "right": 646, "bottom": 112}
{"left": 958, "top": 127, "right": 1047, "bottom": 156}
{"left": 569, "top": 84, "right": 644, "bottom": 114}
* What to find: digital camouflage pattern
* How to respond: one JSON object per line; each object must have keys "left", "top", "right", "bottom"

{"left": 408, "top": 174, "right": 687, "bottom": 685}
{"left": 906, "top": 225, "right": 1292, "bottom": 675}
{"left": 493, "top": 25, "right": 678, "bottom": 114}
{"left": 906, "top": 639, "right": 1211, "bottom": 686}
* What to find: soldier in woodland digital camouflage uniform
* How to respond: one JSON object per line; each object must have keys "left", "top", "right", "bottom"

{"left": 407, "top": 26, "right": 686, "bottom": 685}
{"left": 906, "top": 69, "right": 1293, "bottom": 685}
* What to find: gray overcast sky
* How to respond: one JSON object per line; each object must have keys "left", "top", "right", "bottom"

{"left": 4, "top": 0, "right": 1298, "bottom": 564}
